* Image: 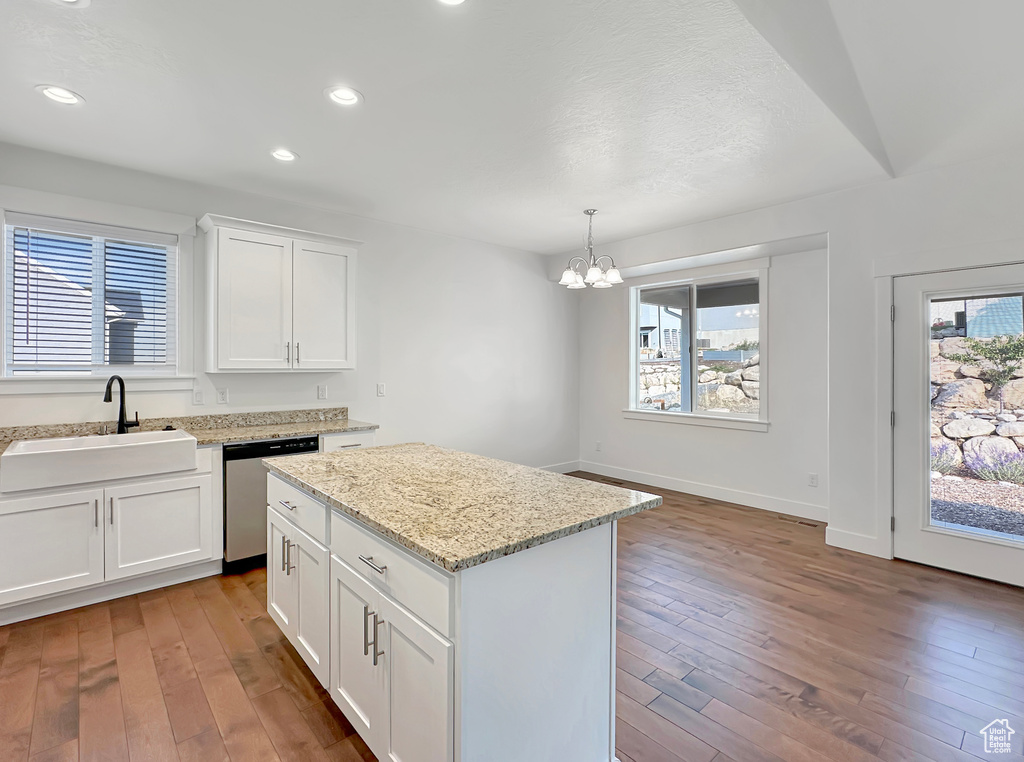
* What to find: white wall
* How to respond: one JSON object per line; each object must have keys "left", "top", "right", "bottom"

{"left": 0, "top": 143, "right": 580, "bottom": 470}
{"left": 560, "top": 145, "right": 1024, "bottom": 558}
{"left": 578, "top": 249, "right": 829, "bottom": 521}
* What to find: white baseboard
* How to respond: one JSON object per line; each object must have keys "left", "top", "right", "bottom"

{"left": 542, "top": 461, "right": 582, "bottom": 474}
{"left": 0, "top": 559, "right": 223, "bottom": 626}
{"left": 825, "top": 526, "right": 892, "bottom": 559}
{"left": 578, "top": 461, "right": 829, "bottom": 523}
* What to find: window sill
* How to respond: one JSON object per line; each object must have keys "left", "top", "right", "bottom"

{"left": 0, "top": 376, "right": 195, "bottom": 396}
{"left": 622, "top": 409, "right": 770, "bottom": 432}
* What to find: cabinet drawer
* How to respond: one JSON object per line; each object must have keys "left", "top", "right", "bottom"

{"left": 320, "top": 431, "right": 376, "bottom": 452}
{"left": 330, "top": 511, "right": 452, "bottom": 638}
{"left": 267, "top": 476, "right": 327, "bottom": 545}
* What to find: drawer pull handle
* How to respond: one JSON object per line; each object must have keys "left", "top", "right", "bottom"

{"left": 286, "top": 540, "right": 295, "bottom": 575}
{"left": 359, "top": 555, "right": 387, "bottom": 575}
{"left": 279, "top": 500, "right": 296, "bottom": 511}
{"left": 372, "top": 612, "right": 384, "bottom": 667}
{"left": 281, "top": 535, "right": 287, "bottom": 572}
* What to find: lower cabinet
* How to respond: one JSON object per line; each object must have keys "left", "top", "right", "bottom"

{"left": 0, "top": 488, "right": 105, "bottom": 607}
{"left": 329, "top": 555, "right": 454, "bottom": 762}
{"left": 267, "top": 507, "right": 330, "bottom": 687}
{"left": 105, "top": 475, "right": 214, "bottom": 580}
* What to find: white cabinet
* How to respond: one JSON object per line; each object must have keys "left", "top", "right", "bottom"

{"left": 329, "top": 556, "right": 454, "bottom": 762}
{"left": 105, "top": 474, "right": 214, "bottom": 580}
{"left": 267, "top": 507, "right": 331, "bottom": 687}
{"left": 320, "top": 430, "right": 377, "bottom": 453}
{"left": 214, "top": 228, "right": 293, "bottom": 370}
{"left": 201, "top": 216, "right": 358, "bottom": 372}
{"left": 0, "top": 489, "right": 105, "bottom": 607}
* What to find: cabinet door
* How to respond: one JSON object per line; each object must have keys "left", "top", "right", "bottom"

{"left": 0, "top": 489, "right": 105, "bottom": 607}
{"left": 330, "top": 556, "right": 384, "bottom": 750}
{"left": 267, "top": 508, "right": 296, "bottom": 636}
{"left": 292, "top": 241, "right": 356, "bottom": 370}
{"left": 216, "top": 228, "right": 293, "bottom": 369}
{"left": 105, "top": 475, "right": 213, "bottom": 580}
{"left": 378, "top": 594, "right": 455, "bottom": 762}
{"left": 290, "top": 524, "right": 330, "bottom": 688}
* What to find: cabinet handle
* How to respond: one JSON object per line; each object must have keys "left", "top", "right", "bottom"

{"left": 286, "top": 341, "right": 291, "bottom": 364}
{"left": 278, "top": 500, "right": 296, "bottom": 511}
{"left": 286, "top": 540, "right": 295, "bottom": 575}
{"left": 281, "top": 535, "right": 288, "bottom": 572}
{"left": 94, "top": 498, "right": 99, "bottom": 528}
{"left": 372, "top": 612, "right": 384, "bottom": 667}
{"left": 358, "top": 555, "right": 387, "bottom": 575}
{"left": 296, "top": 342, "right": 301, "bottom": 365}
{"left": 109, "top": 497, "right": 114, "bottom": 526}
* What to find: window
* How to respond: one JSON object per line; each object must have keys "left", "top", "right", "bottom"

{"left": 632, "top": 274, "right": 763, "bottom": 420}
{"left": 3, "top": 213, "right": 178, "bottom": 377}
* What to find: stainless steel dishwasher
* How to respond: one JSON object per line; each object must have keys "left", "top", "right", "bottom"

{"left": 223, "top": 436, "right": 320, "bottom": 567}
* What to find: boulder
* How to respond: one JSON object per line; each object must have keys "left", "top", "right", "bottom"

{"left": 930, "top": 341, "right": 941, "bottom": 358}
{"left": 724, "top": 370, "right": 743, "bottom": 386}
{"left": 931, "top": 438, "right": 963, "bottom": 469}
{"left": 743, "top": 353, "right": 760, "bottom": 368}
{"left": 996, "top": 413, "right": 1018, "bottom": 423}
{"left": 741, "top": 380, "right": 760, "bottom": 399}
{"left": 714, "top": 384, "right": 746, "bottom": 405}
{"left": 1015, "top": 437, "right": 1024, "bottom": 449}
{"left": 698, "top": 370, "right": 717, "bottom": 384}
{"left": 741, "top": 366, "right": 760, "bottom": 382}
{"left": 943, "top": 418, "right": 996, "bottom": 438}
{"left": 963, "top": 435, "right": 1019, "bottom": 469}
{"left": 929, "top": 360, "right": 960, "bottom": 384}
{"left": 931, "top": 423, "right": 942, "bottom": 437}
{"left": 932, "top": 378, "right": 989, "bottom": 409}
{"left": 939, "top": 337, "right": 967, "bottom": 356}
{"left": 1001, "top": 379, "right": 1024, "bottom": 409}
{"left": 996, "top": 421, "right": 1024, "bottom": 437}
{"left": 958, "top": 365, "right": 983, "bottom": 379}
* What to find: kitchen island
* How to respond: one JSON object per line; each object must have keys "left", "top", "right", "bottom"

{"left": 265, "top": 443, "right": 661, "bottom": 762}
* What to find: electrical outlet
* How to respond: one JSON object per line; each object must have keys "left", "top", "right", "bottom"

{"left": 317, "top": 384, "right": 328, "bottom": 401}
{"left": 595, "top": 441, "right": 603, "bottom": 452}
{"left": 216, "top": 388, "right": 229, "bottom": 405}
{"left": 377, "top": 383, "right": 386, "bottom": 397}
{"left": 192, "top": 388, "right": 204, "bottom": 405}
{"left": 808, "top": 472, "right": 819, "bottom": 487}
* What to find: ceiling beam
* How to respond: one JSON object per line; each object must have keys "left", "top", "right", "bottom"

{"left": 731, "top": 0, "right": 895, "bottom": 177}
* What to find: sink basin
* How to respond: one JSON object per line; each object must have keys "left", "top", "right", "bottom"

{"left": 0, "top": 430, "right": 198, "bottom": 493}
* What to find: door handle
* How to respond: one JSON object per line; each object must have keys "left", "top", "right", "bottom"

{"left": 372, "top": 612, "right": 384, "bottom": 667}
{"left": 94, "top": 498, "right": 99, "bottom": 528}
{"left": 285, "top": 341, "right": 291, "bottom": 364}
{"left": 296, "top": 342, "right": 300, "bottom": 365}
{"left": 286, "top": 540, "right": 295, "bottom": 575}
{"left": 109, "top": 497, "right": 114, "bottom": 526}
{"left": 358, "top": 555, "right": 387, "bottom": 575}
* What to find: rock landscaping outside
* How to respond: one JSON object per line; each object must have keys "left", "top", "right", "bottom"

{"left": 638, "top": 353, "right": 760, "bottom": 414}
{"left": 929, "top": 336, "right": 1024, "bottom": 539}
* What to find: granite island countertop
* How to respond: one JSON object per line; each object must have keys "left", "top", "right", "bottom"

{"left": 265, "top": 443, "right": 662, "bottom": 573}
{"left": 183, "top": 418, "right": 377, "bottom": 446}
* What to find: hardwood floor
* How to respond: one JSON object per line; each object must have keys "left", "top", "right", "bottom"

{"left": 2, "top": 473, "right": 1023, "bottom": 761}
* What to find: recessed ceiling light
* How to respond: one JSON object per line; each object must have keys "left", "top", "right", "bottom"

{"left": 51, "top": 0, "right": 91, "bottom": 6}
{"left": 438, "top": 0, "right": 466, "bottom": 5}
{"left": 36, "top": 85, "right": 84, "bottom": 105}
{"left": 324, "top": 86, "right": 363, "bottom": 107}
{"left": 271, "top": 148, "right": 298, "bottom": 162}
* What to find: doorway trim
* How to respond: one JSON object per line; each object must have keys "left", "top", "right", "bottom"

{"left": 873, "top": 236, "right": 1024, "bottom": 562}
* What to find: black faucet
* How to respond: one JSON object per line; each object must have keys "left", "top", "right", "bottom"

{"left": 103, "top": 375, "right": 140, "bottom": 435}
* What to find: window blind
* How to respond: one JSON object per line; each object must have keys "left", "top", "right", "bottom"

{"left": 3, "top": 213, "right": 177, "bottom": 376}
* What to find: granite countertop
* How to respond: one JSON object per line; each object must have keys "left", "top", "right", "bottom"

{"left": 265, "top": 443, "right": 662, "bottom": 573}
{"left": 190, "top": 418, "right": 377, "bottom": 445}
{"left": 0, "top": 407, "right": 378, "bottom": 453}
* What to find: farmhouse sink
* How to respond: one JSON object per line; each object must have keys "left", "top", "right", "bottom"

{"left": 0, "top": 430, "right": 198, "bottom": 493}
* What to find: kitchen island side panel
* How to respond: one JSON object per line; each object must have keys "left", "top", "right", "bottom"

{"left": 454, "top": 521, "right": 615, "bottom": 762}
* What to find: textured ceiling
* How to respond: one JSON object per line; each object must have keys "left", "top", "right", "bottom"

{"left": 0, "top": 0, "right": 895, "bottom": 251}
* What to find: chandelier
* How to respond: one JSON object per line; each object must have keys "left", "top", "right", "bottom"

{"left": 558, "top": 209, "right": 623, "bottom": 289}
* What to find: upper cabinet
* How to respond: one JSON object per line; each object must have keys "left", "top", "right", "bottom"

{"left": 199, "top": 215, "right": 359, "bottom": 372}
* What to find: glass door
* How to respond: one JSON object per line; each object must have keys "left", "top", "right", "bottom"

{"left": 893, "top": 264, "right": 1024, "bottom": 586}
